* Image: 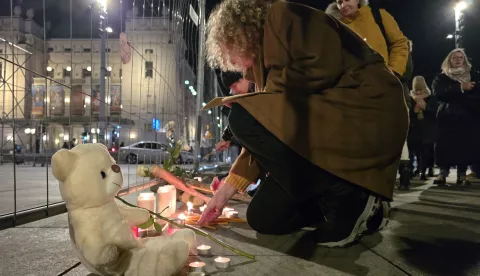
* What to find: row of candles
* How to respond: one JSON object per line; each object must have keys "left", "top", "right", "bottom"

{"left": 136, "top": 186, "right": 240, "bottom": 272}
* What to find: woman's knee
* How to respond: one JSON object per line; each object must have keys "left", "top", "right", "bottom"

{"left": 246, "top": 204, "right": 291, "bottom": 235}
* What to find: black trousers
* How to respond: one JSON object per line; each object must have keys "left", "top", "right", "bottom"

{"left": 228, "top": 104, "right": 361, "bottom": 235}
{"left": 408, "top": 140, "right": 434, "bottom": 173}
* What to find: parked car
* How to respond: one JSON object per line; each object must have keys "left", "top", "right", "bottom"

{"left": 118, "top": 141, "right": 195, "bottom": 165}
{"left": 118, "top": 141, "right": 170, "bottom": 164}
{"left": 178, "top": 150, "right": 194, "bottom": 164}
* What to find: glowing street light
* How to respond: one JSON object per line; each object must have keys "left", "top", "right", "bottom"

{"left": 87, "top": 66, "right": 92, "bottom": 71}
{"left": 453, "top": 0, "right": 470, "bottom": 48}
{"left": 105, "top": 27, "right": 113, "bottom": 33}
{"left": 66, "top": 66, "right": 72, "bottom": 71}
{"left": 455, "top": 1, "right": 468, "bottom": 12}
{"left": 46, "top": 66, "right": 52, "bottom": 72}
{"left": 184, "top": 80, "right": 190, "bottom": 85}
{"left": 97, "top": 0, "right": 107, "bottom": 11}
{"left": 446, "top": 34, "right": 454, "bottom": 39}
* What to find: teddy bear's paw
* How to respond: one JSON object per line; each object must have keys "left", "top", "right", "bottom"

{"left": 125, "top": 240, "right": 189, "bottom": 276}
{"left": 171, "top": 229, "right": 196, "bottom": 251}
{"left": 99, "top": 244, "right": 119, "bottom": 265}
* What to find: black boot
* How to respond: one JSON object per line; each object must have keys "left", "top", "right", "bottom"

{"left": 398, "top": 163, "right": 411, "bottom": 190}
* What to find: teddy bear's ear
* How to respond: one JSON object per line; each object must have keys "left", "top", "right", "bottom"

{"left": 52, "top": 149, "right": 78, "bottom": 182}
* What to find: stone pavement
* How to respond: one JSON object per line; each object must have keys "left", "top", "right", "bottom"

{"left": 1, "top": 173, "right": 479, "bottom": 276}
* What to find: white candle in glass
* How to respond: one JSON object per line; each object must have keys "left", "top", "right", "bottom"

{"left": 214, "top": 256, "right": 230, "bottom": 269}
{"left": 137, "top": 192, "right": 156, "bottom": 232}
{"left": 137, "top": 192, "right": 156, "bottom": 212}
{"left": 157, "top": 185, "right": 176, "bottom": 217}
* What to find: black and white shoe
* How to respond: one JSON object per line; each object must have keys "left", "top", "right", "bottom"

{"left": 313, "top": 186, "right": 381, "bottom": 248}
{"left": 366, "top": 200, "right": 391, "bottom": 233}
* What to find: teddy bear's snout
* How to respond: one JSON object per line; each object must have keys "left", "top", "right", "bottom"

{"left": 111, "top": 164, "right": 121, "bottom": 173}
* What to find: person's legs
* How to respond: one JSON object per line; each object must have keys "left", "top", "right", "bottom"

{"left": 228, "top": 104, "right": 333, "bottom": 201}
{"left": 424, "top": 143, "right": 435, "bottom": 177}
{"left": 456, "top": 165, "right": 471, "bottom": 185}
{"left": 434, "top": 166, "right": 449, "bottom": 186}
{"left": 246, "top": 175, "right": 325, "bottom": 235}
{"left": 229, "top": 104, "right": 382, "bottom": 246}
{"left": 398, "top": 142, "right": 411, "bottom": 190}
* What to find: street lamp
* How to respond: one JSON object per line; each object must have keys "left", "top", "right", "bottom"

{"left": 446, "top": 34, "right": 454, "bottom": 39}
{"left": 454, "top": 0, "right": 470, "bottom": 48}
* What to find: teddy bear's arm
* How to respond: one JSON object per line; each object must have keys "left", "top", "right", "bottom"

{"left": 115, "top": 198, "right": 150, "bottom": 226}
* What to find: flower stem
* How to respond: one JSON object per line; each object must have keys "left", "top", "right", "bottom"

{"left": 115, "top": 196, "right": 255, "bottom": 260}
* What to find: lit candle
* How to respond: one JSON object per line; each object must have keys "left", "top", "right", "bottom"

{"left": 222, "top": 207, "right": 234, "bottom": 217}
{"left": 157, "top": 185, "right": 177, "bottom": 218}
{"left": 187, "top": 201, "right": 194, "bottom": 215}
{"left": 214, "top": 256, "right": 230, "bottom": 269}
{"left": 196, "top": 244, "right": 211, "bottom": 255}
{"left": 226, "top": 211, "right": 239, "bottom": 219}
{"left": 199, "top": 205, "right": 206, "bottom": 212}
{"left": 178, "top": 213, "right": 187, "bottom": 225}
{"left": 189, "top": 261, "right": 206, "bottom": 272}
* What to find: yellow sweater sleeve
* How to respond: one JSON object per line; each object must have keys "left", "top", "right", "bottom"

{"left": 380, "top": 9, "right": 409, "bottom": 76}
{"left": 225, "top": 148, "right": 260, "bottom": 192}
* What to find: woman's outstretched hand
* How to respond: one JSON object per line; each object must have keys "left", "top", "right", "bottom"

{"left": 198, "top": 181, "right": 238, "bottom": 225}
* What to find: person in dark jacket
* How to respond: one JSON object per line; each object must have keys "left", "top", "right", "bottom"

{"left": 407, "top": 76, "right": 437, "bottom": 181}
{"left": 432, "top": 48, "right": 480, "bottom": 186}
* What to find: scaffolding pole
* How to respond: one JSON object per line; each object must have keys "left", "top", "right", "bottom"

{"left": 194, "top": 0, "right": 206, "bottom": 170}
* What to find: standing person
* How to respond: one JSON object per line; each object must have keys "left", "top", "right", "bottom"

{"left": 326, "top": 0, "right": 412, "bottom": 189}
{"left": 326, "top": 0, "right": 409, "bottom": 80}
{"left": 432, "top": 49, "right": 480, "bottom": 186}
{"left": 199, "top": 0, "right": 408, "bottom": 247}
{"left": 407, "top": 76, "right": 436, "bottom": 182}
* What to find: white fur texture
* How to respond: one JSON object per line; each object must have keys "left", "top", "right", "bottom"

{"left": 52, "top": 144, "right": 195, "bottom": 276}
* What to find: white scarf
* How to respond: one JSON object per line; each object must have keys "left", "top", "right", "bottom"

{"left": 446, "top": 67, "right": 471, "bottom": 83}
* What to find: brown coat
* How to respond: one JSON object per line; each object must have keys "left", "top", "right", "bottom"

{"left": 204, "top": 2, "right": 408, "bottom": 200}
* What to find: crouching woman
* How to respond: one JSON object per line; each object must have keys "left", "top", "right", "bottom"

{"left": 198, "top": 0, "right": 408, "bottom": 247}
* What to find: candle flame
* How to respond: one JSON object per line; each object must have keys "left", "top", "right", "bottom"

{"left": 178, "top": 213, "right": 186, "bottom": 220}
{"left": 187, "top": 201, "right": 193, "bottom": 210}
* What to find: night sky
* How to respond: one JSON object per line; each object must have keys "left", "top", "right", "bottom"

{"left": 3, "top": 0, "right": 480, "bottom": 87}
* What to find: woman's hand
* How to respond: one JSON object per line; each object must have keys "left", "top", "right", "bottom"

{"left": 197, "top": 181, "right": 238, "bottom": 225}
{"left": 461, "top": 82, "right": 475, "bottom": 91}
{"left": 215, "top": 140, "right": 231, "bottom": 152}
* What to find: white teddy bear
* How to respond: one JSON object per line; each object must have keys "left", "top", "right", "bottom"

{"left": 52, "top": 143, "right": 195, "bottom": 276}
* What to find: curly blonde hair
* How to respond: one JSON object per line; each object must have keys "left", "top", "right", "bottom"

{"left": 206, "top": 0, "right": 277, "bottom": 72}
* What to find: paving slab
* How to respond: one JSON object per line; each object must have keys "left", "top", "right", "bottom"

{"left": 361, "top": 182, "right": 480, "bottom": 276}
{"left": 3, "top": 170, "right": 480, "bottom": 276}
{"left": 0, "top": 227, "right": 78, "bottom": 276}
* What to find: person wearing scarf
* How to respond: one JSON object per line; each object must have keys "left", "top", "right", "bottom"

{"left": 432, "top": 48, "right": 480, "bottom": 186}
{"left": 407, "top": 76, "right": 437, "bottom": 182}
